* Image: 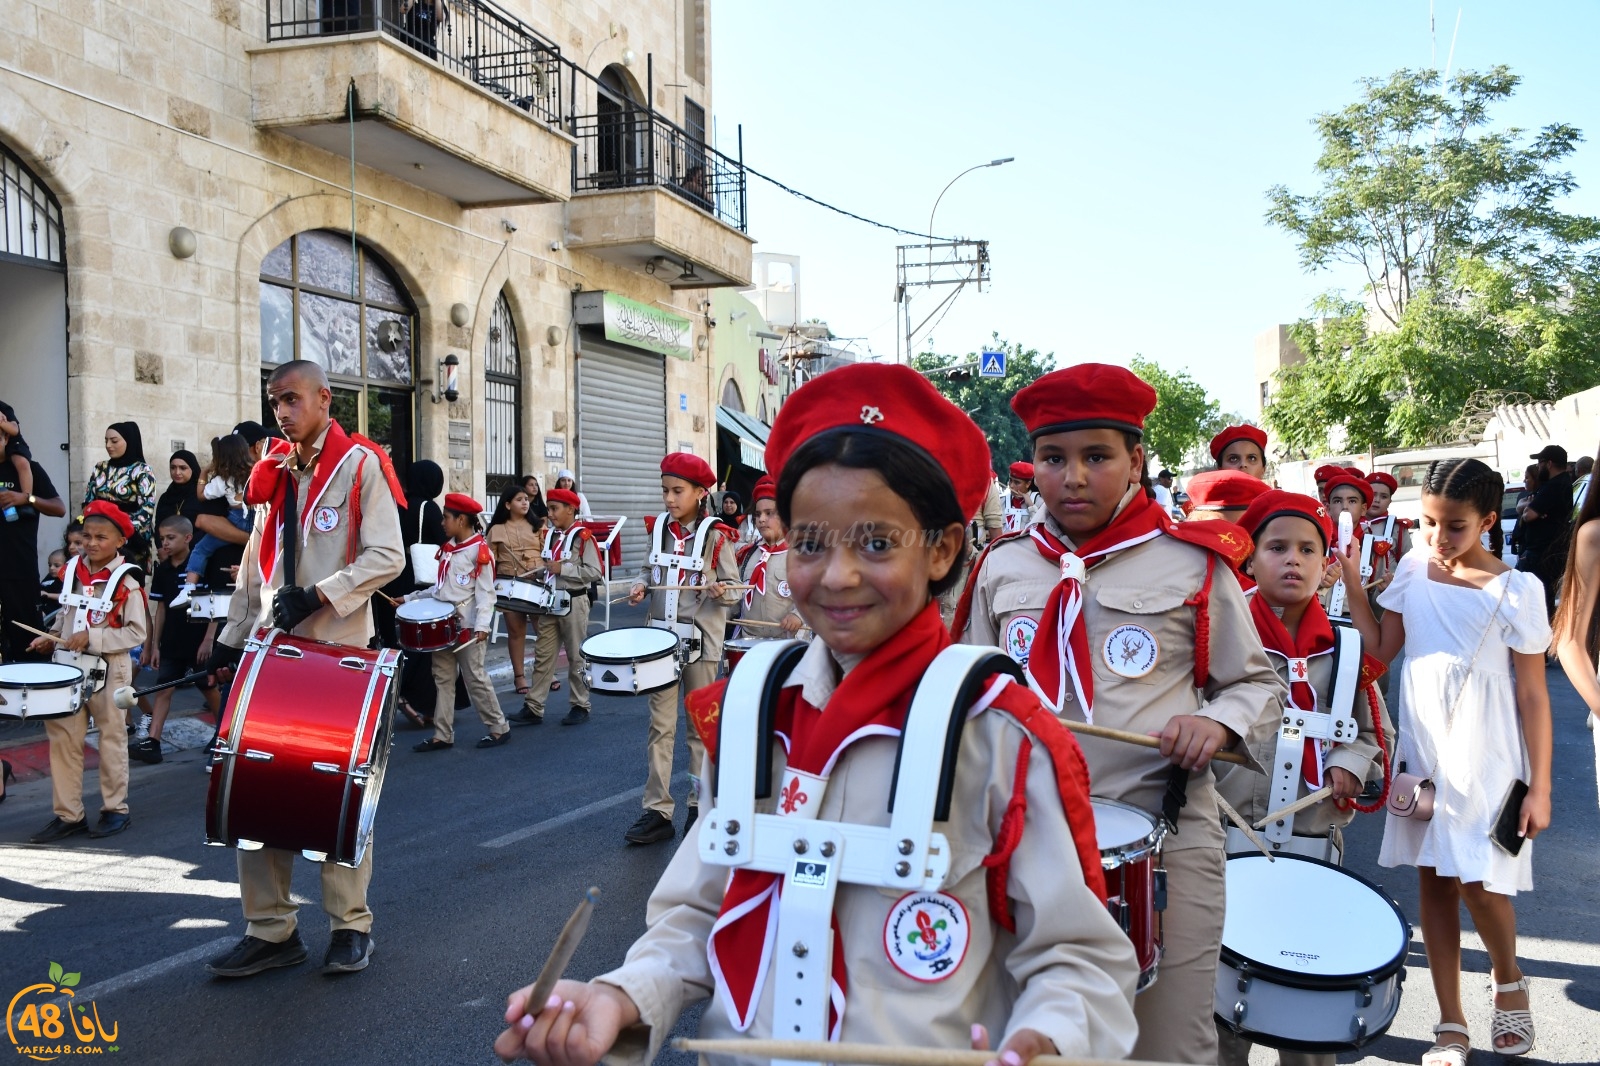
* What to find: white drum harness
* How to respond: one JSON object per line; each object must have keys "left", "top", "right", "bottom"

{"left": 52, "top": 556, "right": 139, "bottom": 694}
{"left": 648, "top": 512, "right": 719, "bottom": 663}
{"left": 1258, "top": 625, "right": 1360, "bottom": 853}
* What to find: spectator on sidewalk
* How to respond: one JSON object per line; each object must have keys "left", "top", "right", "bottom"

{"left": 0, "top": 455, "right": 67, "bottom": 662}
{"left": 553, "top": 469, "right": 591, "bottom": 517}
{"left": 1520, "top": 445, "right": 1575, "bottom": 616}
{"left": 154, "top": 449, "right": 203, "bottom": 528}
{"left": 183, "top": 435, "right": 254, "bottom": 590}
{"left": 84, "top": 421, "right": 156, "bottom": 569}
{"left": 136, "top": 515, "right": 220, "bottom": 764}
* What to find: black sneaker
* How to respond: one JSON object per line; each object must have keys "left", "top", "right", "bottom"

{"left": 559, "top": 708, "right": 589, "bottom": 726}
{"left": 206, "top": 933, "right": 308, "bottom": 977}
{"left": 412, "top": 738, "right": 453, "bottom": 753}
{"left": 624, "top": 810, "right": 676, "bottom": 845}
{"left": 130, "top": 737, "right": 164, "bottom": 764}
{"left": 476, "top": 731, "right": 511, "bottom": 748}
{"left": 322, "top": 930, "right": 374, "bottom": 974}
{"left": 682, "top": 805, "right": 699, "bottom": 838}
{"left": 29, "top": 816, "right": 88, "bottom": 844}
{"left": 87, "top": 811, "right": 131, "bottom": 838}
{"left": 507, "top": 709, "right": 543, "bottom": 727}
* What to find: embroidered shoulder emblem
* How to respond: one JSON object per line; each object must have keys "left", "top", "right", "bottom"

{"left": 883, "top": 891, "right": 970, "bottom": 982}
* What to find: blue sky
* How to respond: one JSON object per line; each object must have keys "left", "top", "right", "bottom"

{"left": 709, "top": 1, "right": 1600, "bottom": 416}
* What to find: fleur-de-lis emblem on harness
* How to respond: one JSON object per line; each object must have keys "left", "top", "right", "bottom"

{"left": 780, "top": 775, "right": 809, "bottom": 814}
{"left": 859, "top": 405, "right": 885, "bottom": 425}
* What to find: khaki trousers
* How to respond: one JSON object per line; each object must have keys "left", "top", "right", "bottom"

{"left": 1133, "top": 845, "right": 1225, "bottom": 1065}
{"left": 43, "top": 654, "right": 132, "bottom": 821}
{"left": 238, "top": 843, "right": 374, "bottom": 941}
{"left": 524, "top": 598, "right": 591, "bottom": 717}
{"left": 1216, "top": 1027, "right": 1332, "bottom": 1066}
{"left": 643, "top": 657, "right": 714, "bottom": 818}
{"left": 430, "top": 638, "right": 507, "bottom": 744}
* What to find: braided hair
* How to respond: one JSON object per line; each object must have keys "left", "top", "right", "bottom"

{"left": 1422, "top": 458, "right": 1504, "bottom": 556}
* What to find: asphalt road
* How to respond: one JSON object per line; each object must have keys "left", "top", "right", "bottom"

{"left": 2, "top": 652, "right": 1596, "bottom": 1066}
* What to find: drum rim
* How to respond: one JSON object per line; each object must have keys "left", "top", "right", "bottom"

{"left": 1090, "top": 796, "right": 1165, "bottom": 861}
{"left": 1219, "top": 852, "right": 1411, "bottom": 989}
{"left": 396, "top": 598, "right": 456, "bottom": 622}
{"left": 1214, "top": 996, "right": 1401, "bottom": 1053}
{"left": 0, "top": 663, "right": 85, "bottom": 689}
{"left": 582, "top": 627, "right": 680, "bottom": 662}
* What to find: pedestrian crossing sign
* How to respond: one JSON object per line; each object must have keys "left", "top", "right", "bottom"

{"left": 979, "top": 350, "right": 1006, "bottom": 378}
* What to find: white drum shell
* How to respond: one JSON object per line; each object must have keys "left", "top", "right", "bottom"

{"left": 495, "top": 580, "right": 571, "bottom": 616}
{"left": 188, "top": 591, "right": 233, "bottom": 621}
{"left": 1215, "top": 853, "right": 1409, "bottom": 1052}
{"left": 0, "top": 662, "right": 86, "bottom": 720}
{"left": 581, "top": 627, "right": 681, "bottom": 695}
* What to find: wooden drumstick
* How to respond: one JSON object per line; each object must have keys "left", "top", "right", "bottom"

{"left": 646, "top": 583, "right": 755, "bottom": 591}
{"left": 377, "top": 591, "right": 401, "bottom": 607}
{"left": 10, "top": 620, "right": 68, "bottom": 646}
{"left": 732, "top": 618, "right": 812, "bottom": 633}
{"left": 1061, "top": 719, "right": 1249, "bottom": 766}
{"left": 1252, "top": 785, "right": 1334, "bottom": 829}
{"left": 673, "top": 1038, "right": 1186, "bottom": 1066}
{"left": 525, "top": 887, "right": 601, "bottom": 1012}
{"left": 1215, "top": 793, "right": 1274, "bottom": 862}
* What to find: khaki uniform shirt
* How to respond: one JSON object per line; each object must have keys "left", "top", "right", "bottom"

{"left": 412, "top": 538, "right": 496, "bottom": 633}
{"left": 221, "top": 424, "right": 405, "bottom": 648}
{"left": 734, "top": 541, "right": 802, "bottom": 632}
{"left": 542, "top": 523, "right": 604, "bottom": 593}
{"left": 632, "top": 516, "right": 740, "bottom": 663}
{"left": 1216, "top": 640, "right": 1392, "bottom": 834}
{"left": 960, "top": 512, "right": 1285, "bottom": 851}
{"left": 488, "top": 520, "right": 543, "bottom": 577}
{"left": 51, "top": 557, "right": 148, "bottom": 656}
{"left": 595, "top": 638, "right": 1139, "bottom": 1066}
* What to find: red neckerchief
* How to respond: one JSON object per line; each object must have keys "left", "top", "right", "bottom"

{"left": 1249, "top": 590, "right": 1336, "bottom": 787}
{"left": 245, "top": 421, "right": 360, "bottom": 584}
{"left": 1009, "top": 493, "right": 1028, "bottom": 509}
{"left": 708, "top": 603, "right": 949, "bottom": 1036}
{"left": 1024, "top": 491, "right": 1168, "bottom": 719}
{"left": 436, "top": 533, "right": 489, "bottom": 586}
{"left": 743, "top": 540, "right": 786, "bottom": 612}
{"left": 664, "top": 517, "right": 709, "bottom": 587}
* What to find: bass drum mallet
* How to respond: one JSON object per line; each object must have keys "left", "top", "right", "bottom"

{"left": 112, "top": 670, "right": 211, "bottom": 710}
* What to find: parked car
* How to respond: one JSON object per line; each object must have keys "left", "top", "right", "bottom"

{"left": 1500, "top": 480, "right": 1524, "bottom": 567}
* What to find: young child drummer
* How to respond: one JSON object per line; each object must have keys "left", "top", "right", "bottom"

{"left": 953, "top": 362, "right": 1284, "bottom": 1065}
{"left": 497, "top": 361, "right": 1140, "bottom": 1066}
{"left": 1001, "top": 461, "right": 1038, "bottom": 532}
{"left": 1363, "top": 471, "right": 1411, "bottom": 589}
{"left": 1320, "top": 470, "right": 1374, "bottom": 617}
{"left": 521, "top": 488, "right": 602, "bottom": 727}
{"left": 1209, "top": 423, "right": 1270, "bottom": 481}
{"left": 27, "top": 501, "right": 148, "bottom": 843}
{"left": 411, "top": 494, "right": 509, "bottom": 753}
{"left": 731, "top": 476, "right": 803, "bottom": 641}
{"left": 623, "top": 453, "right": 740, "bottom": 845}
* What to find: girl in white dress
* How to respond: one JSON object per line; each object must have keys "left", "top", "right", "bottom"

{"left": 1341, "top": 458, "right": 1552, "bottom": 1066}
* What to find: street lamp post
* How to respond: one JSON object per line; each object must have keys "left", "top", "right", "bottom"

{"left": 902, "top": 157, "right": 1014, "bottom": 363}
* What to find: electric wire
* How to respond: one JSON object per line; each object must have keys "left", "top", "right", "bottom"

{"left": 742, "top": 163, "right": 961, "bottom": 242}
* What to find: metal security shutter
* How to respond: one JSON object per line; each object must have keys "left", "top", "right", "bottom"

{"left": 577, "top": 341, "right": 667, "bottom": 573}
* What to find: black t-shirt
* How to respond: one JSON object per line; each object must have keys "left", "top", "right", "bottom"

{"left": 0, "top": 460, "right": 58, "bottom": 582}
{"left": 150, "top": 558, "right": 206, "bottom": 656}
{"left": 1522, "top": 471, "right": 1575, "bottom": 557}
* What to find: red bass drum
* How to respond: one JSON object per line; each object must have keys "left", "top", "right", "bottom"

{"left": 206, "top": 627, "right": 400, "bottom": 867}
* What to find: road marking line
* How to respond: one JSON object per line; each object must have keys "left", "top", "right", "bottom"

{"left": 480, "top": 774, "right": 687, "bottom": 849}
{"left": 50, "top": 936, "right": 235, "bottom": 1004}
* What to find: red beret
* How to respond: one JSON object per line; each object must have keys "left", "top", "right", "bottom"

{"left": 1184, "top": 470, "right": 1270, "bottom": 511}
{"left": 751, "top": 476, "right": 776, "bottom": 503}
{"left": 1208, "top": 424, "right": 1268, "bottom": 462}
{"left": 442, "top": 492, "right": 482, "bottom": 515}
{"left": 1312, "top": 464, "right": 1345, "bottom": 484}
{"left": 1008, "top": 461, "right": 1035, "bottom": 480}
{"left": 660, "top": 452, "right": 716, "bottom": 489}
{"left": 546, "top": 488, "right": 581, "bottom": 509}
{"left": 1344, "top": 466, "right": 1366, "bottom": 479}
{"left": 1240, "top": 490, "right": 1335, "bottom": 551}
{"left": 82, "top": 500, "right": 134, "bottom": 539}
{"left": 1367, "top": 471, "right": 1398, "bottom": 493}
{"left": 764, "top": 362, "right": 993, "bottom": 522}
{"left": 1010, "top": 363, "right": 1157, "bottom": 439}
{"left": 1325, "top": 471, "right": 1373, "bottom": 505}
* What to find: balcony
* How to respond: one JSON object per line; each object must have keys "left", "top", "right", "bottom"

{"left": 252, "top": 0, "right": 572, "bottom": 206}
{"left": 566, "top": 104, "right": 753, "bottom": 288}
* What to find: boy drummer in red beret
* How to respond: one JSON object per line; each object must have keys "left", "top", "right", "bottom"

{"left": 1362, "top": 471, "right": 1411, "bottom": 584}
{"left": 1183, "top": 469, "right": 1269, "bottom": 525}
{"left": 521, "top": 487, "right": 603, "bottom": 726}
{"left": 623, "top": 453, "right": 740, "bottom": 844}
{"left": 1002, "top": 461, "right": 1038, "bottom": 532}
{"left": 732, "top": 477, "right": 803, "bottom": 639}
{"left": 1209, "top": 424, "right": 1270, "bottom": 481}
{"left": 953, "top": 363, "right": 1283, "bottom": 1065}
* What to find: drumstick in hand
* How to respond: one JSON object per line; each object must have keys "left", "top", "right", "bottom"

{"left": 1215, "top": 793, "right": 1274, "bottom": 862}
{"left": 646, "top": 583, "right": 755, "bottom": 591}
{"left": 524, "top": 887, "right": 600, "bottom": 1012}
{"left": 10, "top": 620, "right": 68, "bottom": 645}
{"left": 1061, "top": 719, "right": 1249, "bottom": 766}
{"left": 1252, "top": 785, "right": 1334, "bottom": 829}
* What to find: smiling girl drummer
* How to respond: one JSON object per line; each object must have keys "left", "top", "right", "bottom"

{"left": 953, "top": 362, "right": 1284, "bottom": 1065}
{"left": 496, "top": 362, "right": 1139, "bottom": 1066}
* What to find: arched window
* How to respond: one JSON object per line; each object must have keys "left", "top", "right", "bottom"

{"left": 258, "top": 230, "right": 416, "bottom": 475}
{"left": 720, "top": 377, "right": 744, "bottom": 413}
{"left": 1, "top": 145, "right": 64, "bottom": 266}
{"left": 483, "top": 291, "right": 522, "bottom": 497}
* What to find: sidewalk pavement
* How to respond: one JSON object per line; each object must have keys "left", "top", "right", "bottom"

{"left": 0, "top": 600, "right": 650, "bottom": 784}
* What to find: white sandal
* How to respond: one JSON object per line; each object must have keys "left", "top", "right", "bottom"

{"left": 1492, "top": 975, "right": 1535, "bottom": 1055}
{"left": 1423, "top": 1023, "right": 1470, "bottom": 1066}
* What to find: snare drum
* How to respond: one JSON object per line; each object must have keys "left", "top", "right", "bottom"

{"left": 1092, "top": 798, "right": 1165, "bottom": 993}
{"left": 1215, "top": 853, "right": 1409, "bottom": 1051}
{"left": 722, "top": 637, "right": 765, "bottom": 677}
{"left": 52, "top": 648, "right": 107, "bottom": 694}
{"left": 206, "top": 628, "right": 400, "bottom": 867}
{"left": 581, "top": 627, "right": 681, "bottom": 695}
{"left": 494, "top": 579, "right": 571, "bottom": 616}
{"left": 188, "top": 586, "right": 234, "bottom": 621}
{"left": 0, "top": 662, "right": 86, "bottom": 720}
{"left": 409, "top": 542, "right": 438, "bottom": 587}
{"left": 395, "top": 597, "right": 462, "bottom": 652}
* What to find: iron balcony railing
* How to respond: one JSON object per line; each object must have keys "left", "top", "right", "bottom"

{"left": 264, "top": 0, "right": 563, "bottom": 127}
{"left": 569, "top": 108, "right": 746, "bottom": 233}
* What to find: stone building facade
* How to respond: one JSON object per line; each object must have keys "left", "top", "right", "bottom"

{"left": 1, "top": 0, "right": 751, "bottom": 568}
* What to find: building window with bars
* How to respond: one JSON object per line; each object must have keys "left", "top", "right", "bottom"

{"left": 483, "top": 291, "right": 523, "bottom": 497}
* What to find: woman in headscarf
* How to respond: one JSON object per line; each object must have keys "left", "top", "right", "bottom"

{"left": 154, "top": 449, "right": 203, "bottom": 528}
{"left": 383, "top": 460, "right": 450, "bottom": 728}
{"left": 84, "top": 421, "right": 156, "bottom": 566}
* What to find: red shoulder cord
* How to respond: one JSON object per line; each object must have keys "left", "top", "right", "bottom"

{"left": 1338, "top": 682, "right": 1391, "bottom": 814}
{"left": 981, "top": 735, "right": 1033, "bottom": 932}
{"left": 345, "top": 455, "right": 364, "bottom": 566}
{"left": 1184, "top": 552, "right": 1216, "bottom": 688}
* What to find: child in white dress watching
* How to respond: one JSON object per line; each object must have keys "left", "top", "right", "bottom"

{"left": 1340, "top": 458, "right": 1551, "bottom": 1066}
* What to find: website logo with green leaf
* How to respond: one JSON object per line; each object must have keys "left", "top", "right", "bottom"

{"left": 6, "top": 962, "right": 121, "bottom": 1060}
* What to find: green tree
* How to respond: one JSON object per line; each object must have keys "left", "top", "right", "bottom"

{"left": 912, "top": 337, "right": 1055, "bottom": 477}
{"left": 1263, "top": 67, "right": 1600, "bottom": 450}
{"left": 1128, "top": 356, "right": 1220, "bottom": 471}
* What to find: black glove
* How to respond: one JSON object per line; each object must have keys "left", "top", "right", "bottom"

{"left": 205, "top": 643, "right": 243, "bottom": 677}
{"left": 272, "top": 585, "right": 323, "bottom": 632}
